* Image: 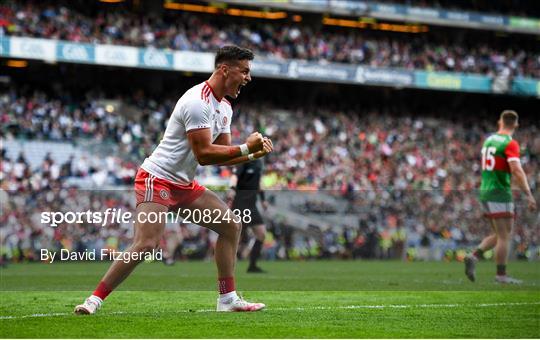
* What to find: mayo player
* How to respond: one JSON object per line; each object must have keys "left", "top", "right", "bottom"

{"left": 465, "top": 110, "right": 536, "bottom": 283}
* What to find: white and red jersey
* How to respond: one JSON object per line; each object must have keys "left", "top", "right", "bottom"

{"left": 141, "top": 81, "right": 233, "bottom": 184}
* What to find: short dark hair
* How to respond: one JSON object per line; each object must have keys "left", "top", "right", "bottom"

{"left": 500, "top": 110, "right": 518, "bottom": 128}
{"left": 214, "top": 45, "right": 254, "bottom": 68}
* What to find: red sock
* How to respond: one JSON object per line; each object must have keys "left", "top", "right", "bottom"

{"left": 218, "top": 277, "right": 235, "bottom": 294}
{"left": 92, "top": 281, "right": 112, "bottom": 300}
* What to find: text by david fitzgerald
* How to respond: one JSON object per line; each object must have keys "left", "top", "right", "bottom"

{"left": 41, "top": 249, "right": 163, "bottom": 264}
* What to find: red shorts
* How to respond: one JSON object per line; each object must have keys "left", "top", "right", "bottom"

{"left": 134, "top": 168, "right": 206, "bottom": 209}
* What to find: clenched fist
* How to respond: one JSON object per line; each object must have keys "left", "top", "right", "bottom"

{"left": 253, "top": 137, "right": 274, "bottom": 159}
{"left": 246, "top": 132, "right": 264, "bottom": 152}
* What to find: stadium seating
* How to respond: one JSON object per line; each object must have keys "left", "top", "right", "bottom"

{"left": 1, "top": 1, "right": 539, "bottom": 77}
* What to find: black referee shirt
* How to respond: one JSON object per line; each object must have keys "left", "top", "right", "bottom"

{"left": 234, "top": 158, "right": 264, "bottom": 201}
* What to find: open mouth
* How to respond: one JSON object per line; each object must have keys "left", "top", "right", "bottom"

{"left": 237, "top": 83, "right": 245, "bottom": 95}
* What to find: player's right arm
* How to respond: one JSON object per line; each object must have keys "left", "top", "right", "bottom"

{"left": 183, "top": 99, "right": 264, "bottom": 165}
{"left": 506, "top": 140, "right": 536, "bottom": 211}
{"left": 216, "top": 138, "right": 273, "bottom": 166}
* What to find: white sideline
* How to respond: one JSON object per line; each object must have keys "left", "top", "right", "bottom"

{"left": 1, "top": 302, "right": 539, "bottom": 320}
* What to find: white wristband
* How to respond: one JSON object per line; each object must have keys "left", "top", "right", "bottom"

{"left": 248, "top": 154, "right": 255, "bottom": 161}
{"left": 240, "top": 143, "right": 249, "bottom": 156}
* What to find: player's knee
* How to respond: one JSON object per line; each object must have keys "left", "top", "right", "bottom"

{"left": 214, "top": 220, "right": 242, "bottom": 239}
{"left": 495, "top": 226, "right": 511, "bottom": 238}
{"left": 498, "top": 232, "right": 510, "bottom": 241}
{"left": 133, "top": 239, "right": 159, "bottom": 253}
{"left": 228, "top": 220, "right": 242, "bottom": 238}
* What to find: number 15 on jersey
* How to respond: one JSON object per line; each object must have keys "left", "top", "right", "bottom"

{"left": 481, "top": 146, "right": 496, "bottom": 171}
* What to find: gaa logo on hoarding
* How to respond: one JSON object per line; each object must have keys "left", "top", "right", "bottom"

{"left": 104, "top": 49, "right": 127, "bottom": 62}
{"left": 182, "top": 54, "right": 204, "bottom": 68}
{"left": 355, "top": 66, "right": 366, "bottom": 83}
{"left": 287, "top": 61, "right": 299, "bottom": 78}
{"left": 143, "top": 49, "right": 169, "bottom": 68}
{"left": 61, "top": 44, "right": 89, "bottom": 61}
{"left": 21, "top": 41, "right": 45, "bottom": 57}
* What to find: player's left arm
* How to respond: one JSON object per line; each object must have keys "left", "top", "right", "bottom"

{"left": 259, "top": 190, "right": 268, "bottom": 210}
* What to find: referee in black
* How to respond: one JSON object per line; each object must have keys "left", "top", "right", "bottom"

{"left": 229, "top": 157, "right": 268, "bottom": 273}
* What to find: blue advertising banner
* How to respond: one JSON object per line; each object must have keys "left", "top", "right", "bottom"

{"left": 0, "top": 36, "right": 9, "bottom": 56}
{"left": 512, "top": 78, "right": 540, "bottom": 97}
{"left": 251, "top": 58, "right": 289, "bottom": 77}
{"left": 138, "top": 48, "right": 173, "bottom": 69}
{"left": 372, "top": 3, "right": 406, "bottom": 15}
{"left": 442, "top": 11, "right": 470, "bottom": 21}
{"left": 2, "top": 36, "right": 539, "bottom": 97}
{"left": 287, "top": 61, "right": 355, "bottom": 82}
{"left": 478, "top": 14, "right": 507, "bottom": 26}
{"left": 355, "top": 66, "right": 414, "bottom": 86}
{"left": 329, "top": 0, "right": 368, "bottom": 12}
{"left": 291, "top": 0, "right": 326, "bottom": 6}
{"left": 406, "top": 6, "right": 440, "bottom": 19}
{"left": 322, "top": 1, "right": 537, "bottom": 32}
{"left": 57, "top": 42, "right": 94, "bottom": 63}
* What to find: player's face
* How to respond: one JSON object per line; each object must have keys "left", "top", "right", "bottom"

{"left": 224, "top": 60, "right": 251, "bottom": 99}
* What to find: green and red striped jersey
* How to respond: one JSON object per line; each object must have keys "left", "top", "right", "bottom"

{"left": 479, "top": 133, "right": 520, "bottom": 202}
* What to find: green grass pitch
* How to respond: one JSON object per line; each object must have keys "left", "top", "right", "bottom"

{"left": 1, "top": 260, "right": 539, "bottom": 338}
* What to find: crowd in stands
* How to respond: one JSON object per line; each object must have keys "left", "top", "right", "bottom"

{"left": 1, "top": 85, "right": 539, "bottom": 263}
{"left": 1, "top": 1, "right": 539, "bottom": 77}
{"left": 0, "top": 87, "right": 167, "bottom": 156}
{"left": 251, "top": 103, "right": 538, "bottom": 261}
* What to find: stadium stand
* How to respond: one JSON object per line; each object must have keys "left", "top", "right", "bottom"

{"left": 1, "top": 1, "right": 539, "bottom": 77}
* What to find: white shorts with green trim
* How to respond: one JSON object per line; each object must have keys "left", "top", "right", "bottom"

{"left": 481, "top": 201, "right": 515, "bottom": 219}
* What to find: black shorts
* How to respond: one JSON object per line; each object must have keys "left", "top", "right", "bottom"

{"left": 232, "top": 200, "right": 264, "bottom": 227}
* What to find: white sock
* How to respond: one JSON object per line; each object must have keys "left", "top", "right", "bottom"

{"left": 219, "top": 291, "right": 238, "bottom": 304}
{"left": 88, "top": 295, "right": 103, "bottom": 306}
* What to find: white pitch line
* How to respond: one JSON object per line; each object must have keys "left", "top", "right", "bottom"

{"left": 270, "top": 301, "right": 540, "bottom": 312}
{"left": 0, "top": 312, "right": 70, "bottom": 320}
{"left": 1, "top": 302, "right": 539, "bottom": 320}
{"left": 0, "top": 311, "right": 128, "bottom": 320}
